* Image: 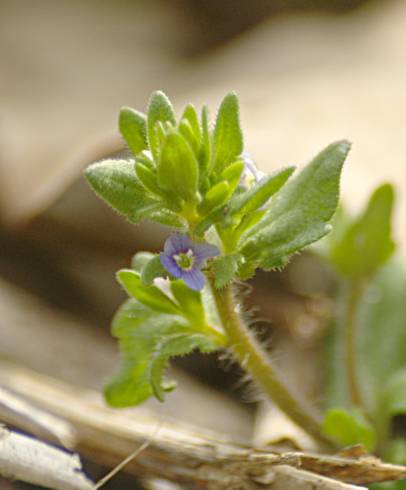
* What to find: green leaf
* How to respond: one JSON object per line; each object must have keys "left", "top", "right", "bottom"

{"left": 384, "top": 439, "right": 406, "bottom": 466}
{"left": 199, "top": 181, "right": 230, "bottom": 215}
{"left": 241, "top": 141, "right": 350, "bottom": 269}
{"left": 380, "top": 367, "right": 406, "bottom": 436}
{"left": 212, "top": 254, "right": 240, "bottom": 289}
{"left": 178, "top": 119, "right": 198, "bottom": 154}
{"left": 84, "top": 159, "right": 158, "bottom": 223}
{"left": 199, "top": 105, "right": 212, "bottom": 176}
{"left": 104, "top": 299, "right": 218, "bottom": 406}
{"left": 220, "top": 160, "right": 245, "bottom": 195}
{"left": 131, "top": 251, "right": 154, "bottom": 272}
{"left": 119, "top": 107, "right": 147, "bottom": 156}
{"left": 212, "top": 92, "right": 243, "bottom": 173}
{"left": 170, "top": 280, "right": 205, "bottom": 325}
{"left": 141, "top": 254, "right": 168, "bottom": 285}
{"left": 324, "top": 261, "right": 406, "bottom": 438}
{"left": 180, "top": 103, "right": 201, "bottom": 150}
{"left": 329, "top": 183, "right": 395, "bottom": 279}
{"left": 322, "top": 407, "right": 376, "bottom": 451}
{"left": 147, "top": 91, "right": 176, "bottom": 161}
{"left": 147, "top": 208, "right": 186, "bottom": 229}
{"left": 150, "top": 333, "right": 216, "bottom": 400}
{"left": 230, "top": 166, "right": 295, "bottom": 216}
{"left": 135, "top": 161, "right": 162, "bottom": 196}
{"left": 117, "top": 269, "right": 179, "bottom": 314}
{"left": 158, "top": 132, "right": 198, "bottom": 202}
{"left": 371, "top": 440, "right": 406, "bottom": 490}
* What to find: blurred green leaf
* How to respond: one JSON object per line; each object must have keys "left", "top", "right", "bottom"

{"left": 324, "top": 262, "right": 406, "bottom": 438}
{"left": 119, "top": 107, "right": 147, "bottom": 156}
{"left": 131, "top": 251, "right": 154, "bottom": 272}
{"left": 380, "top": 367, "right": 406, "bottom": 432}
{"left": 329, "top": 184, "right": 395, "bottom": 279}
{"left": 212, "top": 92, "right": 243, "bottom": 173}
{"left": 158, "top": 132, "right": 198, "bottom": 203}
{"left": 323, "top": 407, "right": 376, "bottom": 451}
{"left": 241, "top": 141, "right": 350, "bottom": 269}
{"left": 147, "top": 91, "right": 176, "bottom": 160}
{"left": 84, "top": 159, "right": 158, "bottom": 223}
{"left": 384, "top": 439, "right": 406, "bottom": 466}
{"left": 104, "top": 299, "right": 217, "bottom": 406}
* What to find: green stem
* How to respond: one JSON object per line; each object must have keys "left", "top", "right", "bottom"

{"left": 210, "top": 280, "right": 336, "bottom": 449}
{"left": 344, "top": 280, "right": 365, "bottom": 408}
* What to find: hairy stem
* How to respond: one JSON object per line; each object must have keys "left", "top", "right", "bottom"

{"left": 344, "top": 280, "right": 365, "bottom": 408}
{"left": 210, "top": 280, "right": 336, "bottom": 449}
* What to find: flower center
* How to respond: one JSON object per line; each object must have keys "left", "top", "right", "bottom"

{"left": 174, "top": 249, "right": 195, "bottom": 271}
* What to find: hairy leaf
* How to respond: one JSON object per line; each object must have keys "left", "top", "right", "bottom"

{"left": 119, "top": 107, "right": 147, "bottom": 156}
{"left": 104, "top": 299, "right": 217, "bottom": 406}
{"left": 199, "top": 181, "right": 230, "bottom": 214}
{"left": 241, "top": 141, "right": 350, "bottom": 269}
{"left": 117, "top": 269, "right": 179, "bottom": 314}
{"left": 230, "top": 166, "right": 295, "bottom": 216}
{"left": 147, "top": 91, "right": 176, "bottom": 160}
{"left": 212, "top": 92, "right": 243, "bottom": 173}
{"left": 135, "top": 161, "right": 162, "bottom": 196}
{"left": 199, "top": 105, "right": 212, "bottom": 176}
{"left": 158, "top": 132, "right": 198, "bottom": 202}
{"left": 84, "top": 159, "right": 158, "bottom": 223}
{"left": 213, "top": 254, "right": 240, "bottom": 289}
{"left": 180, "top": 103, "right": 201, "bottom": 150}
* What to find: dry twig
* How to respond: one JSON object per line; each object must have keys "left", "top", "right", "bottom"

{"left": 0, "top": 362, "right": 404, "bottom": 490}
{"left": 0, "top": 426, "right": 92, "bottom": 490}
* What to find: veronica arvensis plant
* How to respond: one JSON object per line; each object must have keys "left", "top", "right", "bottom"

{"left": 85, "top": 90, "right": 350, "bottom": 448}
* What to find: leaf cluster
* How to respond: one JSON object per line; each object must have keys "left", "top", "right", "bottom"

{"left": 85, "top": 91, "right": 350, "bottom": 287}
{"left": 84, "top": 90, "right": 351, "bottom": 408}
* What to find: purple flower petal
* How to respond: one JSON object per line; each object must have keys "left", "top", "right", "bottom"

{"left": 182, "top": 269, "right": 205, "bottom": 291}
{"left": 241, "top": 150, "right": 262, "bottom": 184}
{"left": 163, "top": 234, "right": 192, "bottom": 256}
{"left": 160, "top": 253, "right": 182, "bottom": 278}
{"left": 193, "top": 242, "right": 220, "bottom": 266}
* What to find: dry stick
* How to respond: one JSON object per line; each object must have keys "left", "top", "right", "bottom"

{"left": 1, "top": 363, "right": 404, "bottom": 487}
{"left": 210, "top": 280, "right": 336, "bottom": 449}
{"left": 0, "top": 427, "right": 92, "bottom": 490}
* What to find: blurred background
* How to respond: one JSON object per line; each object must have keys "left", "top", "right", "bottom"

{"left": 1, "top": 0, "right": 406, "bottom": 487}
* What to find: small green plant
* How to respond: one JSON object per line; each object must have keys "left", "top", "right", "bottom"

{"left": 85, "top": 91, "right": 406, "bottom": 478}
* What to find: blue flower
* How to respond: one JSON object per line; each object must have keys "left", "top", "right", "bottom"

{"left": 160, "top": 234, "right": 219, "bottom": 291}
